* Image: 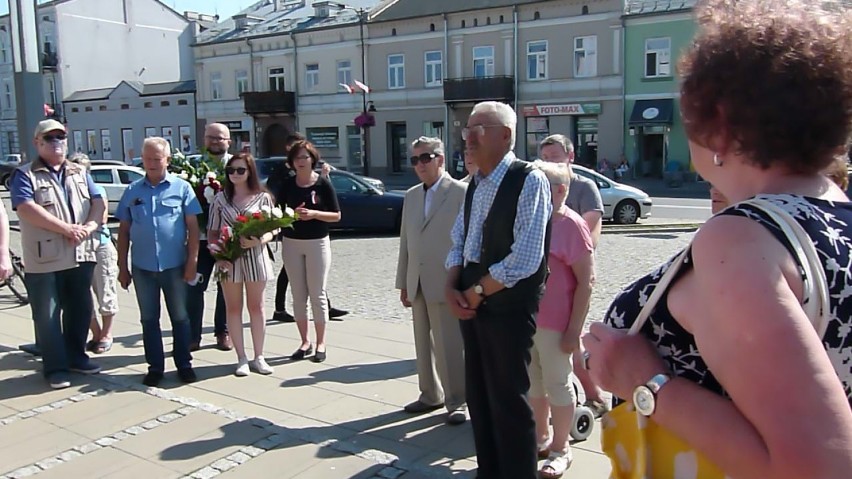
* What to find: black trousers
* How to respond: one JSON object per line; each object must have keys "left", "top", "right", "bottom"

{"left": 459, "top": 313, "right": 537, "bottom": 479}
{"left": 188, "top": 241, "right": 227, "bottom": 342}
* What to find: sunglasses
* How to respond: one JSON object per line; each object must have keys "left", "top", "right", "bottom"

{"left": 226, "top": 167, "right": 248, "bottom": 175}
{"left": 410, "top": 152, "right": 437, "bottom": 166}
{"left": 42, "top": 134, "right": 67, "bottom": 142}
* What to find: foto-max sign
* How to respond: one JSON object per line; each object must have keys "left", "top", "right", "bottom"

{"left": 522, "top": 103, "right": 602, "bottom": 116}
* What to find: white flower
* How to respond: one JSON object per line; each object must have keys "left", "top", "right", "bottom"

{"left": 178, "top": 172, "right": 189, "bottom": 180}
{"left": 284, "top": 206, "right": 295, "bottom": 218}
{"left": 206, "top": 171, "right": 217, "bottom": 179}
{"left": 191, "top": 175, "right": 199, "bottom": 184}
{"left": 271, "top": 207, "right": 284, "bottom": 219}
{"left": 203, "top": 186, "right": 215, "bottom": 203}
{"left": 260, "top": 205, "right": 272, "bottom": 214}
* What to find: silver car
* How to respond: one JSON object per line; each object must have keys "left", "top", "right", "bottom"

{"left": 571, "top": 164, "right": 653, "bottom": 224}
{"left": 89, "top": 164, "right": 145, "bottom": 215}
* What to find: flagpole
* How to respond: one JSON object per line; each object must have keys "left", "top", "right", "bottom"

{"left": 357, "top": 7, "right": 370, "bottom": 177}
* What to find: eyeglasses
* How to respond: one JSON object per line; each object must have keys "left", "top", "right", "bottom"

{"left": 205, "top": 135, "right": 229, "bottom": 143}
{"left": 409, "top": 152, "right": 437, "bottom": 166}
{"left": 461, "top": 124, "right": 504, "bottom": 141}
{"left": 225, "top": 167, "right": 247, "bottom": 175}
{"left": 42, "top": 134, "right": 67, "bottom": 142}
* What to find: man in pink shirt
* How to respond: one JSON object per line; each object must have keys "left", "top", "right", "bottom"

{"left": 528, "top": 161, "right": 595, "bottom": 478}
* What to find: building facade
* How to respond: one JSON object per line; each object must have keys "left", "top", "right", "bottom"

{"left": 64, "top": 80, "right": 196, "bottom": 163}
{"left": 623, "top": 0, "right": 696, "bottom": 179}
{"left": 0, "top": 0, "right": 195, "bottom": 158}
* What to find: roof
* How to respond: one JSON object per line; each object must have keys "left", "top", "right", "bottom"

{"left": 369, "top": 0, "right": 552, "bottom": 22}
{"left": 194, "top": 0, "right": 383, "bottom": 46}
{"left": 65, "top": 80, "right": 196, "bottom": 102}
{"left": 624, "top": 0, "right": 696, "bottom": 16}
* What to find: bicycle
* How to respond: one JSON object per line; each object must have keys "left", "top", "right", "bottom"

{"left": 0, "top": 250, "right": 29, "bottom": 304}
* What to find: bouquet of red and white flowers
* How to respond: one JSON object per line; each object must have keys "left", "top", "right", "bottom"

{"left": 170, "top": 149, "right": 224, "bottom": 230}
{"left": 208, "top": 205, "right": 298, "bottom": 282}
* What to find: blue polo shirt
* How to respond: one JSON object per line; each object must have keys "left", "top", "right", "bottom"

{"left": 116, "top": 173, "right": 201, "bottom": 272}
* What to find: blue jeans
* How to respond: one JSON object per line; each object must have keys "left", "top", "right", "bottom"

{"left": 187, "top": 241, "right": 227, "bottom": 343}
{"left": 132, "top": 266, "right": 192, "bottom": 373}
{"left": 25, "top": 263, "right": 96, "bottom": 377}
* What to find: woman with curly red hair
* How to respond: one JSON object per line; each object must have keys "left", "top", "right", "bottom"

{"left": 582, "top": 1, "right": 852, "bottom": 477}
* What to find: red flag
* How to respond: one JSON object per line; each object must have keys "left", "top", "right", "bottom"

{"left": 339, "top": 83, "right": 354, "bottom": 94}
{"left": 353, "top": 79, "right": 370, "bottom": 93}
{"left": 43, "top": 103, "right": 54, "bottom": 116}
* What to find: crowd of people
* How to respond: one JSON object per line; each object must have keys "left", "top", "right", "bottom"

{"left": 3, "top": 1, "right": 851, "bottom": 478}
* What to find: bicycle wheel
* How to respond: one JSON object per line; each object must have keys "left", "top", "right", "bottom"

{"left": 7, "top": 262, "right": 28, "bottom": 304}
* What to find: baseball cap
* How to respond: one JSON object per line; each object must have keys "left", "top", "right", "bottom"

{"left": 33, "top": 119, "right": 66, "bottom": 139}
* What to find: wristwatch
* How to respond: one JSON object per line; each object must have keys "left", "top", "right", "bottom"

{"left": 632, "top": 373, "right": 672, "bottom": 417}
{"left": 473, "top": 282, "right": 486, "bottom": 298}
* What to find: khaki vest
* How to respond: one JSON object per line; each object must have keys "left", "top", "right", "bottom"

{"left": 17, "top": 158, "right": 99, "bottom": 273}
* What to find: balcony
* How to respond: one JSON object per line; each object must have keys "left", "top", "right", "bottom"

{"left": 443, "top": 76, "right": 515, "bottom": 103}
{"left": 42, "top": 51, "right": 58, "bottom": 71}
{"left": 241, "top": 91, "right": 296, "bottom": 115}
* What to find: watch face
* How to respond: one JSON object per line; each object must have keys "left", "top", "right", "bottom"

{"left": 474, "top": 284, "right": 484, "bottom": 294}
{"left": 633, "top": 387, "right": 656, "bottom": 416}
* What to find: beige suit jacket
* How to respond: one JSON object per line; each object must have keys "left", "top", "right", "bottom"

{"left": 395, "top": 173, "right": 467, "bottom": 303}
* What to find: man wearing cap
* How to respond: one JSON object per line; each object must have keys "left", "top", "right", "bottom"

{"left": 10, "top": 119, "right": 105, "bottom": 389}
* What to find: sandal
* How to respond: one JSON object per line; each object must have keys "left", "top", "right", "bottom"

{"left": 537, "top": 437, "right": 552, "bottom": 460}
{"left": 540, "top": 450, "right": 574, "bottom": 478}
{"left": 93, "top": 338, "right": 113, "bottom": 354}
{"left": 290, "top": 344, "right": 313, "bottom": 360}
{"left": 86, "top": 340, "right": 98, "bottom": 353}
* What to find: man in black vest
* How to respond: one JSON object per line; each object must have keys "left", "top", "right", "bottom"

{"left": 445, "top": 101, "right": 552, "bottom": 479}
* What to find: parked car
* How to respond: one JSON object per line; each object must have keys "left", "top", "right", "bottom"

{"left": 571, "top": 164, "right": 653, "bottom": 224}
{"left": 89, "top": 164, "right": 145, "bottom": 215}
{"left": 255, "top": 157, "right": 403, "bottom": 232}
{"left": 254, "top": 156, "right": 385, "bottom": 192}
{"left": 0, "top": 155, "right": 22, "bottom": 189}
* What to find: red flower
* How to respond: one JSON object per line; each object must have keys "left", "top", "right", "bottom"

{"left": 220, "top": 226, "right": 231, "bottom": 240}
{"left": 252, "top": 212, "right": 263, "bottom": 220}
{"left": 236, "top": 215, "right": 249, "bottom": 223}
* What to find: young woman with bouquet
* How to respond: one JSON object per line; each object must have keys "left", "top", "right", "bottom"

{"left": 208, "top": 153, "right": 278, "bottom": 376}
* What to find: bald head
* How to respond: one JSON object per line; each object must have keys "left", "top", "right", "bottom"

{"left": 205, "top": 123, "right": 231, "bottom": 157}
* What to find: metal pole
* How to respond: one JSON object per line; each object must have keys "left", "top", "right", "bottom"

{"left": 358, "top": 9, "right": 369, "bottom": 177}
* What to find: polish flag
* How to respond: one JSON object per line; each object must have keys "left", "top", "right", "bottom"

{"left": 353, "top": 79, "right": 371, "bottom": 93}
{"left": 339, "top": 83, "right": 354, "bottom": 94}
{"left": 43, "top": 103, "right": 55, "bottom": 116}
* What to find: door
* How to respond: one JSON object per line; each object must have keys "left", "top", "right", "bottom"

{"left": 388, "top": 122, "right": 407, "bottom": 173}
{"left": 346, "top": 125, "right": 362, "bottom": 171}
{"left": 641, "top": 133, "right": 665, "bottom": 177}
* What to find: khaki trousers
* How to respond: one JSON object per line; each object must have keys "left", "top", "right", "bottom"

{"left": 411, "top": 293, "right": 466, "bottom": 411}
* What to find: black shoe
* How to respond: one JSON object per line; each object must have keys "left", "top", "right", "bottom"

{"left": 404, "top": 400, "right": 444, "bottom": 413}
{"left": 178, "top": 368, "right": 197, "bottom": 384}
{"left": 290, "top": 345, "right": 313, "bottom": 360}
{"left": 329, "top": 307, "right": 349, "bottom": 320}
{"left": 273, "top": 310, "right": 296, "bottom": 323}
{"left": 312, "top": 350, "right": 326, "bottom": 363}
{"left": 143, "top": 371, "right": 164, "bottom": 387}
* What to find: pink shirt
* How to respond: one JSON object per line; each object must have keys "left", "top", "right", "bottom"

{"left": 537, "top": 208, "right": 594, "bottom": 332}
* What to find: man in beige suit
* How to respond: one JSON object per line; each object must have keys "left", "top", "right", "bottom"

{"left": 396, "top": 136, "right": 468, "bottom": 425}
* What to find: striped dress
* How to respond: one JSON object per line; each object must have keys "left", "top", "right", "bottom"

{"left": 208, "top": 191, "right": 275, "bottom": 283}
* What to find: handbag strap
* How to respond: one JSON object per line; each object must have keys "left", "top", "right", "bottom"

{"left": 740, "top": 198, "right": 830, "bottom": 338}
{"left": 628, "top": 243, "right": 693, "bottom": 335}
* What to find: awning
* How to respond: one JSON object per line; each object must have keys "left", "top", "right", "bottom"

{"left": 628, "top": 99, "right": 674, "bottom": 125}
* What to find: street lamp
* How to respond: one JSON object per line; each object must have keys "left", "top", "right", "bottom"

{"left": 331, "top": 2, "right": 372, "bottom": 176}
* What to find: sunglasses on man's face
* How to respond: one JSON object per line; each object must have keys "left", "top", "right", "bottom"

{"left": 226, "top": 167, "right": 248, "bottom": 175}
{"left": 42, "top": 134, "right": 67, "bottom": 142}
{"left": 410, "top": 152, "right": 437, "bottom": 166}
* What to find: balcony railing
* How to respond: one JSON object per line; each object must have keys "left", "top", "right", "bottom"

{"left": 241, "top": 90, "right": 296, "bottom": 115}
{"left": 443, "top": 76, "right": 515, "bottom": 103}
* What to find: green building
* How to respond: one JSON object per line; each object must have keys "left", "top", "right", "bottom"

{"left": 623, "top": 0, "right": 697, "bottom": 180}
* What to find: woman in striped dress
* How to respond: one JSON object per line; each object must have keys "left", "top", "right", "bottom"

{"left": 208, "top": 153, "right": 278, "bottom": 377}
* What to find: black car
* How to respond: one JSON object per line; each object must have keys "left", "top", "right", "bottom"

{"left": 255, "top": 158, "right": 404, "bottom": 232}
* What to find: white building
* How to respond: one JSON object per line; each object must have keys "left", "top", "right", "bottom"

{"left": 0, "top": 0, "right": 196, "bottom": 158}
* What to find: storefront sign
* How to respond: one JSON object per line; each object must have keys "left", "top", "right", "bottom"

{"left": 527, "top": 117, "right": 549, "bottom": 133}
{"left": 306, "top": 127, "right": 340, "bottom": 150}
{"left": 577, "top": 117, "right": 598, "bottom": 133}
{"left": 222, "top": 121, "right": 243, "bottom": 131}
{"left": 522, "top": 103, "right": 602, "bottom": 117}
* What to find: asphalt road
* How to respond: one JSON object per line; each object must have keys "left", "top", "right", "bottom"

{"left": 650, "top": 196, "right": 712, "bottom": 222}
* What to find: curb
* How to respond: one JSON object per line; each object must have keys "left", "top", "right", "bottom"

{"left": 602, "top": 223, "right": 701, "bottom": 235}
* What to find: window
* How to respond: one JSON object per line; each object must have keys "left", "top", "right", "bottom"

{"left": 2, "top": 81, "right": 12, "bottom": 110}
{"left": 99, "top": 105, "right": 106, "bottom": 111}
{"left": 645, "top": 37, "right": 671, "bottom": 78}
{"left": 47, "top": 78, "right": 56, "bottom": 105}
{"left": 329, "top": 174, "right": 368, "bottom": 194}
{"left": 430, "top": 23, "right": 435, "bottom": 31}
{"left": 423, "top": 121, "right": 443, "bottom": 139}
{"left": 71, "top": 107, "right": 78, "bottom": 112}
{"left": 41, "top": 22, "right": 54, "bottom": 54}
{"left": 118, "top": 169, "right": 142, "bottom": 184}
{"left": 0, "top": 31, "right": 9, "bottom": 64}
{"left": 305, "top": 63, "right": 319, "bottom": 93}
{"left": 210, "top": 71, "right": 222, "bottom": 100}
{"left": 269, "top": 67, "right": 286, "bottom": 91}
{"left": 235, "top": 69, "right": 248, "bottom": 95}
{"left": 337, "top": 60, "right": 352, "bottom": 92}
{"left": 160, "top": 101, "right": 170, "bottom": 107}
{"left": 473, "top": 46, "right": 494, "bottom": 78}
{"left": 90, "top": 169, "right": 113, "bottom": 184}
{"left": 527, "top": 41, "right": 547, "bottom": 80}
{"left": 574, "top": 36, "right": 597, "bottom": 78}
{"left": 388, "top": 54, "right": 405, "bottom": 89}
{"left": 424, "top": 51, "right": 443, "bottom": 87}
{"left": 144, "top": 101, "right": 152, "bottom": 108}
{"left": 86, "top": 106, "right": 94, "bottom": 112}
{"left": 178, "top": 99, "right": 188, "bottom": 106}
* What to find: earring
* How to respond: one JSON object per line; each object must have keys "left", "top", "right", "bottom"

{"left": 713, "top": 154, "right": 723, "bottom": 167}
